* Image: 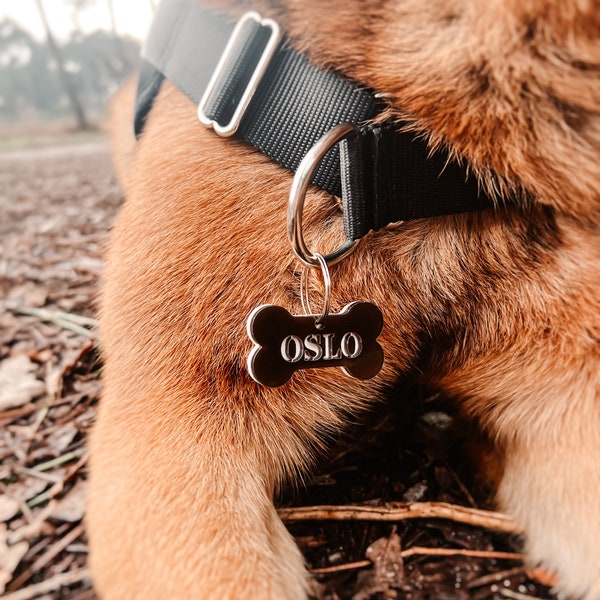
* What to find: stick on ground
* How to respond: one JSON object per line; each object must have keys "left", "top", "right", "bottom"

{"left": 3, "top": 567, "right": 90, "bottom": 600}
{"left": 279, "top": 501, "right": 522, "bottom": 535}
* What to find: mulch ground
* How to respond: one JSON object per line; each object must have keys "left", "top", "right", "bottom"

{"left": 0, "top": 138, "right": 561, "bottom": 599}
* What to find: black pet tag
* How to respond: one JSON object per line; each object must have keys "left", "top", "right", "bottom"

{"left": 247, "top": 302, "right": 384, "bottom": 387}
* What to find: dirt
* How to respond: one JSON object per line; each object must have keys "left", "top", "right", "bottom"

{"left": 0, "top": 138, "right": 561, "bottom": 599}
{"left": 0, "top": 139, "right": 118, "bottom": 600}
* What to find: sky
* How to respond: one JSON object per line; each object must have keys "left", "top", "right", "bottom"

{"left": 0, "top": 0, "right": 156, "bottom": 42}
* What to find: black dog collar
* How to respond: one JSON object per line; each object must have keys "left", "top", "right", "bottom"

{"left": 136, "top": 0, "right": 505, "bottom": 240}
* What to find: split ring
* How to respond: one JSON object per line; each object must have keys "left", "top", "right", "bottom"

{"left": 300, "top": 253, "right": 331, "bottom": 329}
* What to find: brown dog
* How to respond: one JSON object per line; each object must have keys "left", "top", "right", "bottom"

{"left": 87, "top": 0, "right": 600, "bottom": 598}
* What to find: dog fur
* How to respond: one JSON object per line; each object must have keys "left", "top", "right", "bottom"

{"left": 87, "top": 0, "right": 600, "bottom": 597}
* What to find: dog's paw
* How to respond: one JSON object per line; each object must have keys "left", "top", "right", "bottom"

{"left": 499, "top": 433, "right": 600, "bottom": 600}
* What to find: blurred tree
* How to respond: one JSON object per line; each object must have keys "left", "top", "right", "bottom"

{"left": 105, "top": 0, "right": 132, "bottom": 74}
{"left": 66, "top": 0, "right": 97, "bottom": 34}
{"left": 34, "top": 0, "right": 91, "bottom": 129}
{"left": 0, "top": 17, "right": 140, "bottom": 124}
{"left": 62, "top": 31, "right": 140, "bottom": 111}
{"left": 65, "top": 0, "right": 132, "bottom": 77}
{"left": 0, "top": 19, "right": 61, "bottom": 120}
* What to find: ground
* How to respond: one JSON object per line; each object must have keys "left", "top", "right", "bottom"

{"left": 0, "top": 132, "right": 561, "bottom": 599}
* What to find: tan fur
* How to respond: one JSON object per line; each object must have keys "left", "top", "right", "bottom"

{"left": 87, "top": 0, "right": 600, "bottom": 598}
{"left": 104, "top": 76, "right": 138, "bottom": 187}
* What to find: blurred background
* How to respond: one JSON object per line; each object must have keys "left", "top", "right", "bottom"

{"left": 0, "top": 0, "right": 154, "bottom": 144}
{"left": 0, "top": 3, "right": 154, "bottom": 598}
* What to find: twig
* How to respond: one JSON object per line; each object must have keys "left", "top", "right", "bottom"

{"left": 400, "top": 546, "right": 524, "bottom": 561}
{"left": 309, "top": 547, "right": 524, "bottom": 577}
{"left": 279, "top": 502, "right": 522, "bottom": 534}
{"left": 25, "top": 407, "right": 49, "bottom": 454}
{"left": 7, "top": 524, "right": 84, "bottom": 591}
{"left": 0, "top": 395, "right": 83, "bottom": 428}
{"left": 13, "top": 306, "right": 97, "bottom": 327}
{"left": 65, "top": 587, "right": 97, "bottom": 600}
{"left": 9, "top": 501, "right": 58, "bottom": 544}
{"left": 310, "top": 560, "right": 372, "bottom": 574}
{"left": 27, "top": 452, "right": 88, "bottom": 508}
{"left": 3, "top": 567, "right": 90, "bottom": 600}
{"left": 497, "top": 588, "right": 545, "bottom": 600}
{"left": 0, "top": 404, "right": 39, "bottom": 427}
{"left": 33, "top": 447, "right": 86, "bottom": 472}
{"left": 467, "top": 566, "right": 527, "bottom": 589}
{"left": 14, "top": 465, "right": 62, "bottom": 483}
{"left": 11, "top": 306, "right": 97, "bottom": 337}
{"left": 445, "top": 462, "right": 478, "bottom": 508}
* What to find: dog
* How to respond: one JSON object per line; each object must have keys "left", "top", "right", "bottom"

{"left": 87, "top": 0, "right": 600, "bottom": 597}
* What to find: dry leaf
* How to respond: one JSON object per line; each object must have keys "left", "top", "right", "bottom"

{"left": 0, "top": 355, "right": 46, "bottom": 410}
{"left": 0, "top": 523, "right": 28, "bottom": 594}
{"left": 52, "top": 480, "right": 88, "bottom": 523}
{"left": 0, "top": 496, "right": 20, "bottom": 522}
{"left": 6, "top": 282, "right": 48, "bottom": 307}
{"left": 46, "top": 341, "right": 94, "bottom": 400}
{"left": 353, "top": 531, "right": 404, "bottom": 600}
{"left": 8, "top": 501, "right": 57, "bottom": 544}
{"left": 7, "top": 478, "right": 48, "bottom": 504}
{"left": 46, "top": 422, "right": 79, "bottom": 454}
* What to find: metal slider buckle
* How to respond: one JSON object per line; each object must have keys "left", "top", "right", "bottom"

{"left": 197, "top": 12, "right": 282, "bottom": 137}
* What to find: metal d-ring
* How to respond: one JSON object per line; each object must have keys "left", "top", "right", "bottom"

{"left": 288, "top": 123, "right": 360, "bottom": 268}
{"left": 300, "top": 253, "right": 331, "bottom": 328}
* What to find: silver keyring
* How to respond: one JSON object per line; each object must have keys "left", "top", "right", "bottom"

{"left": 288, "top": 123, "right": 360, "bottom": 267}
{"left": 300, "top": 253, "right": 331, "bottom": 328}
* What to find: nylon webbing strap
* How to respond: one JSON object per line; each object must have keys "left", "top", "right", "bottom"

{"left": 340, "top": 126, "right": 491, "bottom": 239}
{"left": 138, "top": 0, "right": 500, "bottom": 240}
{"left": 236, "top": 42, "right": 379, "bottom": 197}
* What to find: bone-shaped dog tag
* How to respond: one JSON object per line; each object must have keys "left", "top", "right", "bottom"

{"left": 247, "top": 302, "right": 384, "bottom": 387}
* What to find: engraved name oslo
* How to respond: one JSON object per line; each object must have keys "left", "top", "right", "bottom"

{"left": 247, "top": 302, "right": 384, "bottom": 387}
{"left": 280, "top": 332, "right": 363, "bottom": 363}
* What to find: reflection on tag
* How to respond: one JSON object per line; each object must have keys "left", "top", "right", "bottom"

{"left": 247, "top": 302, "right": 384, "bottom": 387}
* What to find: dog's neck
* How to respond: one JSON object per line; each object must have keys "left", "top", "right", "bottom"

{"left": 135, "top": 0, "right": 521, "bottom": 242}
